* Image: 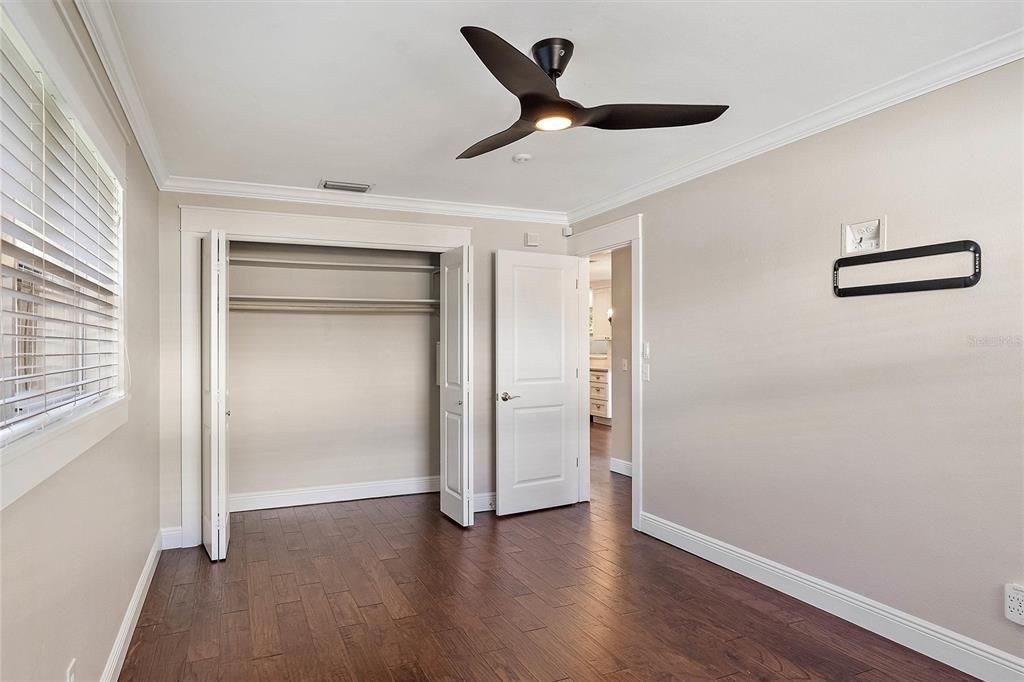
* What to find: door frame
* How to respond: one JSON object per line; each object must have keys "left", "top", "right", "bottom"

{"left": 178, "top": 205, "right": 472, "bottom": 547}
{"left": 567, "top": 214, "right": 643, "bottom": 530}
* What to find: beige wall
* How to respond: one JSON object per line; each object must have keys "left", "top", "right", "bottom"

{"left": 575, "top": 62, "right": 1024, "bottom": 656}
{"left": 158, "top": 192, "right": 564, "bottom": 529}
{"left": 610, "top": 246, "right": 632, "bottom": 462}
{"left": 0, "top": 6, "right": 161, "bottom": 679}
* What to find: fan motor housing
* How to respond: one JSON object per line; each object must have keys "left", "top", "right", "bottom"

{"left": 532, "top": 37, "right": 574, "bottom": 80}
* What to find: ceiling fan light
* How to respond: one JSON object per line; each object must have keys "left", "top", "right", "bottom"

{"left": 535, "top": 115, "right": 572, "bottom": 131}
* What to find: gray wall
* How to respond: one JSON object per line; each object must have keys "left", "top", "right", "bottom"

{"left": 158, "top": 192, "right": 565, "bottom": 529}
{"left": 0, "top": 6, "right": 162, "bottom": 678}
{"left": 610, "top": 246, "right": 632, "bottom": 462}
{"left": 574, "top": 62, "right": 1024, "bottom": 656}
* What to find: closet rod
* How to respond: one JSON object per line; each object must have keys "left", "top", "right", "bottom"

{"left": 229, "top": 294, "right": 439, "bottom": 313}
{"left": 230, "top": 303, "right": 437, "bottom": 313}
{"left": 229, "top": 256, "right": 437, "bottom": 273}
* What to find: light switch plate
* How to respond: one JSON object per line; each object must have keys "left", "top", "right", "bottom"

{"left": 841, "top": 217, "right": 886, "bottom": 256}
{"left": 1006, "top": 583, "right": 1024, "bottom": 625}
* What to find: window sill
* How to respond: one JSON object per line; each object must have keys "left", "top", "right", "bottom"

{"left": 1, "top": 395, "right": 130, "bottom": 509}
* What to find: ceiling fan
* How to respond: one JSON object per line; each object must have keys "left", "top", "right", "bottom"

{"left": 457, "top": 26, "right": 729, "bottom": 159}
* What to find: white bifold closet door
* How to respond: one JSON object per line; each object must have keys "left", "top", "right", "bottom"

{"left": 201, "top": 230, "right": 230, "bottom": 560}
{"left": 495, "top": 250, "right": 586, "bottom": 516}
{"left": 439, "top": 245, "right": 474, "bottom": 526}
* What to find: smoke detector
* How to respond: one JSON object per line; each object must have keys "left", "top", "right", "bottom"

{"left": 320, "top": 180, "right": 371, "bottom": 193}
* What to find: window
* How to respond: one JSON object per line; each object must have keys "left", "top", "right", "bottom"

{"left": 1, "top": 13, "right": 124, "bottom": 448}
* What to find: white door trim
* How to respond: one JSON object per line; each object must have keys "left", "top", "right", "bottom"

{"left": 567, "top": 214, "right": 643, "bottom": 530}
{"left": 178, "top": 205, "right": 472, "bottom": 546}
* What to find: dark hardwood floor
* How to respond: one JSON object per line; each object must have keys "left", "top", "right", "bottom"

{"left": 122, "top": 424, "right": 974, "bottom": 681}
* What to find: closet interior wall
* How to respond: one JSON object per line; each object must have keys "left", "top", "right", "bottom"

{"left": 226, "top": 241, "right": 440, "bottom": 504}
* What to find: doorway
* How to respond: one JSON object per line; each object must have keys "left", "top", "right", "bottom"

{"left": 567, "top": 214, "right": 643, "bottom": 529}
{"left": 491, "top": 215, "right": 643, "bottom": 526}
{"left": 587, "top": 247, "right": 634, "bottom": 493}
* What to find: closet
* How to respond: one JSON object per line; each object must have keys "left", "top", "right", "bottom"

{"left": 199, "top": 230, "right": 472, "bottom": 561}
{"left": 229, "top": 240, "right": 440, "bottom": 493}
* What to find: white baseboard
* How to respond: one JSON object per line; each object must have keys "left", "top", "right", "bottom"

{"left": 638, "top": 512, "right": 1024, "bottom": 682}
{"left": 228, "top": 475, "right": 440, "bottom": 512}
{"left": 160, "top": 526, "right": 183, "bottom": 550}
{"left": 609, "top": 457, "right": 633, "bottom": 477}
{"left": 101, "top": 532, "right": 161, "bottom": 682}
{"left": 474, "top": 491, "right": 496, "bottom": 512}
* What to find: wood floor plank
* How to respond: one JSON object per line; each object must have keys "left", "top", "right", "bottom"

{"left": 119, "top": 625, "right": 161, "bottom": 681}
{"left": 222, "top": 578, "right": 248, "bottom": 614}
{"left": 311, "top": 554, "right": 350, "bottom": 594}
{"left": 186, "top": 603, "right": 221, "bottom": 662}
{"left": 137, "top": 551, "right": 183, "bottom": 627}
{"left": 394, "top": 615, "right": 462, "bottom": 681}
{"left": 328, "top": 590, "right": 366, "bottom": 627}
{"left": 149, "top": 631, "right": 190, "bottom": 682}
{"left": 341, "top": 622, "right": 395, "bottom": 681}
{"left": 297, "top": 581, "right": 356, "bottom": 678}
{"left": 272, "top": 572, "right": 301, "bottom": 604}
{"left": 162, "top": 582, "right": 198, "bottom": 633}
{"left": 247, "top": 560, "right": 283, "bottom": 658}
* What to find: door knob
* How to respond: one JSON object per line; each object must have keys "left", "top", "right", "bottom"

{"left": 500, "top": 392, "right": 521, "bottom": 401}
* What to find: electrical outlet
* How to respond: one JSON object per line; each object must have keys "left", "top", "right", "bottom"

{"left": 621, "top": 358, "right": 629, "bottom": 372}
{"left": 1006, "top": 583, "right": 1024, "bottom": 625}
{"left": 642, "top": 364, "right": 651, "bottom": 382}
{"left": 66, "top": 658, "right": 76, "bottom": 682}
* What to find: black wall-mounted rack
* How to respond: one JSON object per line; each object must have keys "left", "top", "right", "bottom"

{"left": 833, "top": 240, "right": 981, "bottom": 298}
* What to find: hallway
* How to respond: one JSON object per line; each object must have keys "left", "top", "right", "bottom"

{"left": 121, "top": 426, "right": 972, "bottom": 680}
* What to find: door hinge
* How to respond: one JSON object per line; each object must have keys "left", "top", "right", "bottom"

{"left": 575, "top": 279, "right": 579, "bottom": 289}
{"left": 576, "top": 368, "right": 579, "bottom": 378}
{"left": 576, "top": 457, "right": 579, "bottom": 467}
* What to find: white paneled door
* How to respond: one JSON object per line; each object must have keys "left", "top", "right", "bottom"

{"left": 201, "top": 230, "right": 229, "bottom": 560}
{"left": 439, "top": 245, "right": 474, "bottom": 526}
{"left": 495, "top": 250, "right": 586, "bottom": 516}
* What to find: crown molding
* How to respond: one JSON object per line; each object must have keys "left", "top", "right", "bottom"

{"left": 53, "top": 0, "right": 133, "bottom": 147}
{"left": 163, "top": 175, "right": 569, "bottom": 225}
{"left": 567, "top": 29, "right": 1024, "bottom": 224}
{"left": 75, "top": 0, "right": 168, "bottom": 184}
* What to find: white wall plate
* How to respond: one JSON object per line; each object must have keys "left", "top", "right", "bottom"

{"left": 841, "top": 217, "right": 887, "bottom": 256}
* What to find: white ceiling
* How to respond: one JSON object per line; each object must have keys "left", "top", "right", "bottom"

{"left": 103, "top": 1, "right": 1022, "bottom": 217}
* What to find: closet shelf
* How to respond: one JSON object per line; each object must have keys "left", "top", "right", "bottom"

{"left": 229, "top": 256, "right": 436, "bottom": 273}
{"left": 229, "top": 295, "right": 439, "bottom": 313}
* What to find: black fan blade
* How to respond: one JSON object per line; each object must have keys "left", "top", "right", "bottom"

{"left": 579, "top": 103, "right": 728, "bottom": 130}
{"left": 460, "top": 27, "right": 560, "bottom": 100}
{"left": 457, "top": 120, "right": 534, "bottom": 159}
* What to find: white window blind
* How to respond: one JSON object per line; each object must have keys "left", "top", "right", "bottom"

{"left": 0, "top": 13, "right": 124, "bottom": 447}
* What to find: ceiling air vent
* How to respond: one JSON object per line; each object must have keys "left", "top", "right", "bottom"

{"left": 320, "top": 180, "right": 371, "bottom": 193}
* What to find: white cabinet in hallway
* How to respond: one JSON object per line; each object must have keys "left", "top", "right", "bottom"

{"left": 589, "top": 355, "right": 611, "bottom": 420}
